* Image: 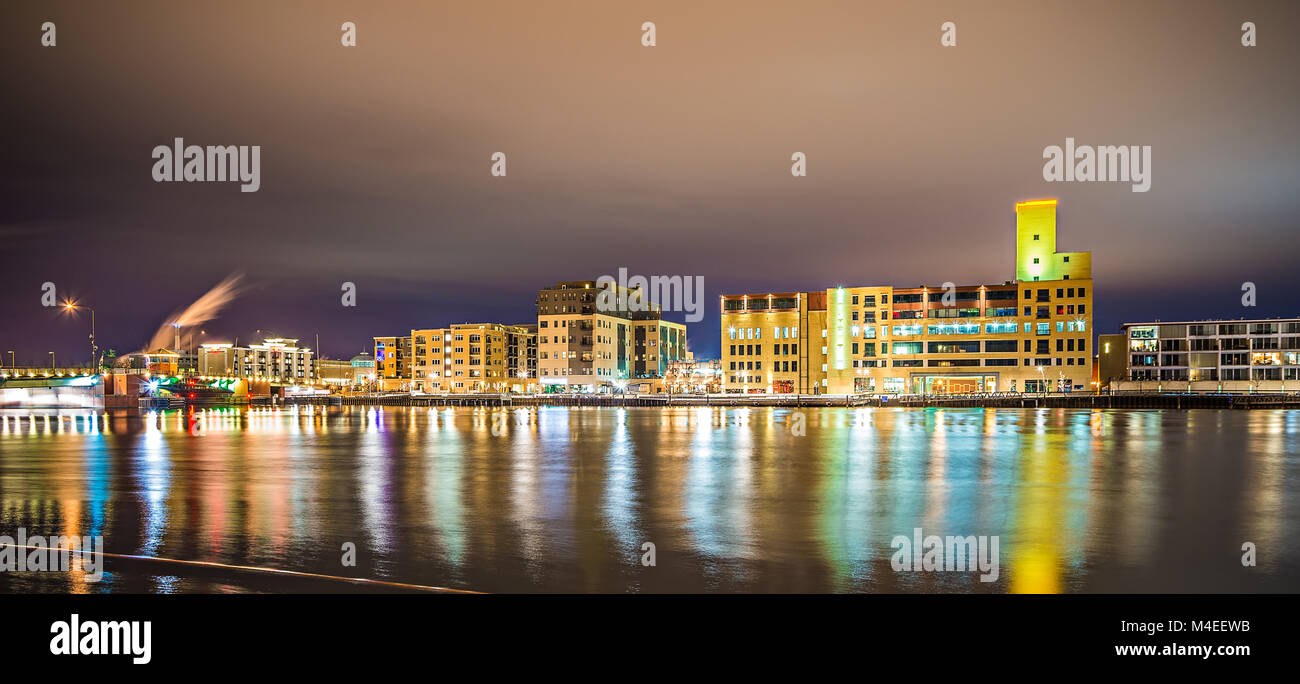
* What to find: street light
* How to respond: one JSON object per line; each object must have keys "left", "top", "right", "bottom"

{"left": 62, "top": 301, "right": 97, "bottom": 370}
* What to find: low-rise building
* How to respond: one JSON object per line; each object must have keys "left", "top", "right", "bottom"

{"left": 350, "top": 352, "right": 376, "bottom": 387}
{"left": 1110, "top": 318, "right": 1300, "bottom": 393}
{"left": 314, "top": 358, "right": 354, "bottom": 387}
{"left": 666, "top": 357, "right": 722, "bottom": 393}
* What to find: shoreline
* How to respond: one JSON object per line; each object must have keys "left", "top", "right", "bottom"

{"left": 311, "top": 392, "right": 1299, "bottom": 410}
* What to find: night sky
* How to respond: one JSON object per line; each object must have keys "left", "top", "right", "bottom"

{"left": 3, "top": 0, "right": 1298, "bottom": 365}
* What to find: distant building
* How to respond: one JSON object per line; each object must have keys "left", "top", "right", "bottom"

{"left": 666, "top": 358, "right": 722, "bottom": 393}
{"left": 505, "top": 324, "right": 538, "bottom": 390}
{"left": 314, "top": 358, "right": 354, "bottom": 386}
{"left": 536, "top": 280, "right": 689, "bottom": 392}
{"left": 409, "top": 323, "right": 536, "bottom": 393}
{"left": 1112, "top": 318, "right": 1300, "bottom": 393}
{"left": 349, "top": 352, "right": 376, "bottom": 386}
{"left": 635, "top": 319, "right": 688, "bottom": 380}
{"left": 177, "top": 351, "right": 198, "bottom": 375}
{"left": 130, "top": 348, "right": 181, "bottom": 376}
{"left": 198, "top": 338, "right": 314, "bottom": 382}
{"left": 372, "top": 335, "right": 411, "bottom": 391}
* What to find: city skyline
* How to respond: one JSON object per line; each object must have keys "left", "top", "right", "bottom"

{"left": 2, "top": 0, "right": 1297, "bottom": 654}
{"left": 4, "top": 1, "right": 1299, "bottom": 365}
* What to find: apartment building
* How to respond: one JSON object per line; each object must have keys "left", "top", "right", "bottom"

{"left": 634, "top": 319, "right": 688, "bottom": 380}
{"left": 408, "top": 323, "right": 537, "bottom": 394}
{"left": 197, "top": 338, "right": 315, "bottom": 382}
{"left": 537, "top": 280, "right": 687, "bottom": 391}
{"left": 507, "top": 323, "right": 538, "bottom": 388}
{"left": 1113, "top": 318, "right": 1300, "bottom": 392}
{"left": 372, "top": 335, "right": 411, "bottom": 391}
{"left": 720, "top": 199, "right": 1094, "bottom": 394}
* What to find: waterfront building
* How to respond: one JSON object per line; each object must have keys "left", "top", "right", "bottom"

{"left": 720, "top": 200, "right": 1094, "bottom": 394}
{"left": 1096, "top": 333, "right": 1128, "bottom": 390}
{"left": 177, "top": 351, "right": 198, "bottom": 375}
{"left": 505, "top": 324, "right": 538, "bottom": 391}
{"left": 127, "top": 348, "right": 182, "bottom": 376}
{"left": 1111, "top": 318, "right": 1300, "bottom": 393}
{"left": 536, "top": 280, "right": 688, "bottom": 392}
{"left": 314, "top": 358, "right": 354, "bottom": 386}
{"left": 634, "top": 318, "right": 688, "bottom": 382}
{"left": 720, "top": 291, "right": 828, "bottom": 394}
{"left": 198, "top": 338, "right": 315, "bottom": 382}
{"left": 665, "top": 357, "right": 723, "bottom": 393}
{"left": 409, "top": 323, "right": 537, "bottom": 394}
{"left": 372, "top": 335, "right": 411, "bottom": 391}
{"left": 349, "top": 352, "right": 376, "bottom": 386}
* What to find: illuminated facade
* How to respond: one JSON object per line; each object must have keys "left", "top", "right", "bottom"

{"left": 314, "top": 357, "right": 372, "bottom": 387}
{"left": 535, "top": 280, "right": 687, "bottom": 391}
{"left": 132, "top": 348, "right": 181, "bottom": 376}
{"left": 720, "top": 291, "right": 827, "bottom": 394}
{"left": 372, "top": 335, "right": 411, "bottom": 391}
{"left": 409, "top": 323, "right": 537, "bottom": 394}
{"left": 350, "top": 352, "right": 376, "bottom": 386}
{"left": 720, "top": 200, "right": 1094, "bottom": 394}
{"left": 1115, "top": 318, "right": 1300, "bottom": 392}
{"left": 198, "top": 338, "right": 314, "bottom": 382}
{"left": 666, "top": 357, "right": 723, "bottom": 393}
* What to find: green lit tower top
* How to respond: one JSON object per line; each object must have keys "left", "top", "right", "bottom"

{"left": 1015, "top": 199, "right": 1091, "bottom": 282}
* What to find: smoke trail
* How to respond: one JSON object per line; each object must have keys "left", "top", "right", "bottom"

{"left": 140, "top": 274, "right": 245, "bottom": 352}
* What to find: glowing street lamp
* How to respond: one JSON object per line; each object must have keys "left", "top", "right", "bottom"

{"left": 62, "top": 300, "right": 97, "bottom": 370}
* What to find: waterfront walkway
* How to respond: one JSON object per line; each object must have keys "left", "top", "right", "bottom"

{"left": 288, "top": 392, "right": 1300, "bottom": 410}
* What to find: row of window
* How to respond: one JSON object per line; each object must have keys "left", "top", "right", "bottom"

{"left": 887, "top": 338, "right": 1087, "bottom": 355}
{"left": 731, "top": 356, "right": 1092, "bottom": 372}
{"left": 730, "top": 343, "right": 800, "bottom": 356}
{"left": 728, "top": 326, "right": 799, "bottom": 340}
{"left": 538, "top": 367, "right": 620, "bottom": 376}
{"left": 730, "top": 360, "right": 799, "bottom": 372}
{"left": 1130, "top": 351, "right": 1300, "bottom": 367}
{"left": 1134, "top": 336, "right": 1300, "bottom": 351}
{"left": 1131, "top": 368, "right": 1300, "bottom": 381}
{"left": 863, "top": 357, "right": 1087, "bottom": 368}
{"left": 722, "top": 296, "right": 800, "bottom": 312}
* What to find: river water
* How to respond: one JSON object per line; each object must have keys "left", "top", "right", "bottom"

{"left": 1, "top": 405, "right": 1296, "bottom": 593}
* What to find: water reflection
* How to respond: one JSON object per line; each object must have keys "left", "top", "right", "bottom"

{"left": 0, "top": 406, "right": 1296, "bottom": 593}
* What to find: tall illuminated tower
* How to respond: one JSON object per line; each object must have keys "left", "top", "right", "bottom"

{"left": 1015, "top": 199, "right": 1091, "bottom": 281}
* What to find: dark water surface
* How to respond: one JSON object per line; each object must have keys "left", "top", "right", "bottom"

{"left": 1, "top": 405, "right": 1297, "bottom": 593}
